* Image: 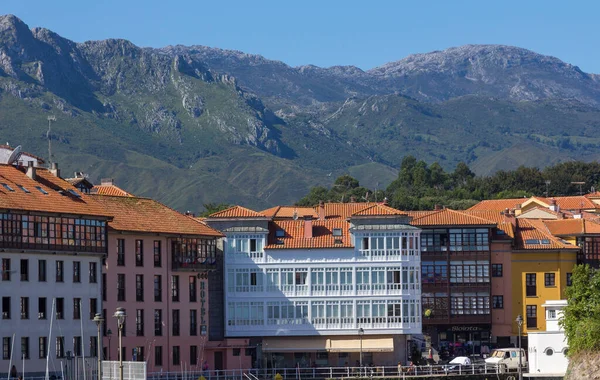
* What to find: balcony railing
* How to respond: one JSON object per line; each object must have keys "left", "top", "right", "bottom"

{"left": 171, "top": 255, "right": 218, "bottom": 271}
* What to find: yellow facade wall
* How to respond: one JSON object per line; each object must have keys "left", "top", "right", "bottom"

{"left": 510, "top": 250, "right": 576, "bottom": 335}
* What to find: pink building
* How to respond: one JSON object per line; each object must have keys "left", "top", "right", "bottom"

{"left": 91, "top": 190, "right": 251, "bottom": 373}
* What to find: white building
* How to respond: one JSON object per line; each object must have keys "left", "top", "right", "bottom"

{"left": 206, "top": 202, "right": 422, "bottom": 367}
{"left": 526, "top": 300, "right": 569, "bottom": 378}
{"left": 0, "top": 163, "right": 109, "bottom": 377}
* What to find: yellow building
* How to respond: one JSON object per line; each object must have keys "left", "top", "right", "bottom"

{"left": 510, "top": 219, "right": 578, "bottom": 335}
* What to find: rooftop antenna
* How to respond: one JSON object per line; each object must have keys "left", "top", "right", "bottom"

{"left": 47, "top": 115, "right": 56, "bottom": 166}
{"left": 6, "top": 145, "right": 22, "bottom": 165}
{"left": 544, "top": 180, "right": 551, "bottom": 197}
{"left": 571, "top": 181, "right": 585, "bottom": 196}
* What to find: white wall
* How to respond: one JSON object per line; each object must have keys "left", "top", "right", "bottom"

{"left": 527, "top": 332, "right": 568, "bottom": 375}
{"left": 0, "top": 251, "right": 103, "bottom": 376}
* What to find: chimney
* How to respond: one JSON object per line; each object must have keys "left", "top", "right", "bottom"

{"left": 350, "top": 196, "right": 357, "bottom": 203}
{"left": 503, "top": 208, "right": 516, "bottom": 228}
{"left": 318, "top": 201, "right": 325, "bottom": 221}
{"left": 303, "top": 216, "right": 313, "bottom": 238}
{"left": 549, "top": 198, "right": 558, "bottom": 212}
{"left": 49, "top": 162, "right": 60, "bottom": 177}
{"left": 26, "top": 161, "right": 36, "bottom": 180}
{"left": 101, "top": 178, "right": 114, "bottom": 186}
{"left": 434, "top": 204, "right": 442, "bottom": 211}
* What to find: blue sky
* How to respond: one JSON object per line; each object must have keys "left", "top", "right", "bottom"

{"left": 2, "top": 0, "right": 599, "bottom": 72}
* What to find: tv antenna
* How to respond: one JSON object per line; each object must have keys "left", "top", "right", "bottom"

{"left": 6, "top": 145, "right": 22, "bottom": 165}
{"left": 47, "top": 115, "right": 56, "bottom": 165}
{"left": 544, "top": 180, "right": 551, "bottom": 197}
{"left": 571, "top": 181, "right": 585, "bottom": 196}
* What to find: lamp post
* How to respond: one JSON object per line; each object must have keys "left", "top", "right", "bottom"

{"left": 113, "top": 308, "right": 127, "bottom": 380}
{"left": 106, "top": 330, "right": 112, "bottom": 361}
{"left": 516, "top": 314, "right": 523, "bottom": 380}
{"left": 358, "top": 328, "right": 364, "bottom": 368}
{"left": 93, "top": 314, "right": 104, "bottom": 380}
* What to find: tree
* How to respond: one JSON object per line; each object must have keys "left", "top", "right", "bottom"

{"left": 560, "top": 264, "right": 600, "bottom": 355}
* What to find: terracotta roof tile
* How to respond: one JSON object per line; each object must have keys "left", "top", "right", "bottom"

{"left": 91, "top": 195, "right": 222, "bottom": 236}
{"left": 0, "top": 164, "right": 111, "bottom": 217}
{"left": 261, "top": 206, "right": 318, "bottom": 219}
{"left": 265, "top": 219, "right": 352, "bottom": 249}
{"left": 351, "top": 203, "right": 407, "bottom": 217}
{"left": 514, "top": 219, "right": 577, "bottom": 250}
{"left": 317, "top": 202, "right": 381, "bottom": 219}
{"left": 467, "top": 198, "right": 527, "bottom": 211}
{"left": 92, "top": 184, "right": 132, "bottom": 197}
{"left": 209, "top": 205, "right": 267, "bottom": 219}
{"left": 411, "top": 209, "right": 497, "bottom": 227}
{"left": 543, "top": 219, "right": 600, "bottom": 235}
{"left": 463, "top": 210, "right": 507, "bottom": 224}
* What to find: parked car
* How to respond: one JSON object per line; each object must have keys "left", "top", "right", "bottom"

{"left": 443, "top": 356, "right": 472, "bottom": 373}
{"left": 484, "top": 348, "right": 527, "bottom": 372}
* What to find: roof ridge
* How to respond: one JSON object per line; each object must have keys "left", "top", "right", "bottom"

{"left": 209, "top": 205, "right": 267, "bottom": 218}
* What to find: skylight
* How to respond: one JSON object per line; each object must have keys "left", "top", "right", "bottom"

{"left": 275, "top": 230, "right": 285, "bottom": 237}
{"left": 525, "top": 239, "right": 540, "bottom": 245}
{"left": 540, "top": 239, "right": 551, "bottom": 245}
{"left": 17, "top": 185, "right": 30, "bottom": 193}
{"left": 332, "top": 228, "right": 343, "bottom": 237}
{"left": 68, "top": 189, "right": 81, "bottom": 198}
{"left": 1, "top": 183, "right": 14, "bottom": 192}
{"left": 35, "top": 186, "right": 48, "bottom": 195}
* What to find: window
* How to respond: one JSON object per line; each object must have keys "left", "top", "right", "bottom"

{"left": 3, "top": 337, "right": 11, "bottom": 359}
{"left": 135, "top": 240, "right": 144, "bottom": 267}
{"left": 2, "top": 183, "right": 14, "bottom": 192}
{"left": 90, "top": 337, "right": 98, "bottom": 357}
{"left": 117, "top": 274, "right": 126, "bottom": 302}
{"left": 38, "top": 298, "right": 46, "bottom": 320}
{"left": 154, "top": 241, "right": 161, "bottom": 267}
{"left": 35, "top": 186, "right": 48, "bottom": 195}
{"left": 39, "top": 337, "right": 47, "bottom": 359}
{"left": 450, "top": 293, "right": 491, "bottom": 315}
{"left": 136, "top": 275, "right": 144, "bottom": 302}
{"left": 90, "top": 298, "right": 97, "bottom": 319}
{"left": 171, "top": 276, "right": 180, "bottom": 302}
{"left": 21, "top": 337, "right": 29, "bottom": 359}
{"left": 233, "top": 348, "right": 241, "bottom": 356}
{"left": 136, "top": 310, "right": 144, "bottom": 336}
{"left": 89, "top": 262, "right": 97, "bottom": 283}
{"left": 189, "top": 276, "right": 197, "bottom": 302}
{"left": 492, "top": 296, "right": 503, "bottom": 309}
{"left": 56, "top": 298, "right": 64, "bottom": 319}
{"left": 154, "top": 275, "right": 162, "bottom": 302}
{"left": 491, "top": 264, "right": 503, "bottom": 277}
{"left": 20, "top": 297, "right": 29, "bottom": 319}
{"left": 117, "top": 239, "right": 125, "bottom": 266}
{"left": 544, "top": 273, "right": 555, "bottom": 287}
{"left": 102, "top": 273, "right": 107, "bottom": 302}
{"left": 154, "top": 346, "right": 163, "bottom": 367}
{"left": 73, "top": 298, "right": 81, "bottom": 319}
{"left": 566, "top": 273, "right": 573, "bottom": 286}
{"left": 190, "top": 310, "right": 198, "bottom": 336}
{"left": 55, "top": 261, "right": 63, "bottom": 282}
{"left": 17, "top": 185, "right": 30, "bottom": 193}
{"left": 332, "top": 228, "right": 342, "bottom": 237}
{"left": 2, "top": 297, "right": 10, "bottom": 319}
{"left": 2, "top": 259, "right": 10, "bottom": 281}
{"left": 526, "top": 305, "right": 537, "bottom": 328}
{"left": 38, "top": 260, "right": 46, "bottom": 282}
{"left": 190, "top": 345, "right": 198, "bottom": 366}
{"left": 56, "top": 337, "right": 65, "bottom": 358}
{"left": 73, "top": 336, "right": 82, "bottom": 357}
{"left": 20, "top": 259, "right": 28, "bottom": 281}
{"left": 172, "top": 309, "right": 180, "bottom": 336}
{"left": 73, "top": 261, "right": 81, "bottom": 283}
{"left": 548, "top": 309, "right": 557, "bottom": 319}
{"left": 449, "top": 261, "right": 490, "bottom": 283}
{"left": 545, "top": 348, "right": 554, "bottom": 356}
{"left": 154, "top": 310, "right": 162, "bottom": 336}
{"left": 526, "top": 273, "right": 536, "bottom": 297}
{"left": 172, "top": 346, "right": 180, "bottom": 366}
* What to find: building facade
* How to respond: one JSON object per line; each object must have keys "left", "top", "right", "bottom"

{"left": 206, "top": 203, "right": 422, "bottom": 368}
{"left": 0, "top": 163, "right": 109, "bottom": 377}
{"left": 527, "top": 300, "right": 569, "bottom": 377}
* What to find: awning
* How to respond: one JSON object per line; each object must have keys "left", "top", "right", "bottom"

{"left": 327, "top": 337, "right": 394, "bottom": 353}
{"left": 263, "top": 337, "right": 328, "bottom": 352}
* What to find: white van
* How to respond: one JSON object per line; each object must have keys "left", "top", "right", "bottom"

{"left": 484, "top": 348, "right": 527, "bottom": 371}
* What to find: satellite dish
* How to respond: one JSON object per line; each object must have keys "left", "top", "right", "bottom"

{"left": 6, "top": 145, "right": 22, "bottom": 165}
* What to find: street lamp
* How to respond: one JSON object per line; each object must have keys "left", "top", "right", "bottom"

{"left": 516, "top": 314, "right": 524, "bottom": 380}
{"left": 358, "top": 328, "right": 364, "bottom": 368}
{"left": 106, "top": 330, "right": 112, "bottom": 361}
{"left": 113, "top": 308, "right": 127, "bottom": 380}
{"left": 93, "top": 314, "right": 104, "bottom": 380}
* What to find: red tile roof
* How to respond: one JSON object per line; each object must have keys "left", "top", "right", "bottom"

{"left": 209, "top": 205, "right": 267, "bottom": 219}
{"left": 317, "top": 202, "right": 382, "bottom": 219}
{"left": 261, "top": 206, "right": 318, "bottom": 219}
{"left": 467, "top": 198, "right": 527, "bottom": 211}
{"left": 351, "top": 203, "right": 407, "bottom": 217}
{"left": 411, "top": 208, "right": 497, "bottom": 227}
{"left": 265, "top": 219, "right": 352, "bottom": 249}
{"left": 91, "top": 195, "right": 222, "bottom": 236}
{"left": 0, "top": 164, "right": 111, "bottom": 217}
{"left": 92, "top": 184, "right": 132, "bottom": 197}
{"left": 543, "top": 219, "right": 600, "bottom": 236}
{"left": 468, "top": 196, "right": 597, "bottom": 212}
{"left": 514, "top": 219, "right": 577, "bottom": 250}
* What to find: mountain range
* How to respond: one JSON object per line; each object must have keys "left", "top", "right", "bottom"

{"left": 1, "top": 14, "right": 600, "bottom": 211}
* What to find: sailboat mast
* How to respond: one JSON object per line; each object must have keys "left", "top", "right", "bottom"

{"left": 46, "top": 299, "right": 56, "bottom": 380}
{"left": 6, "top": 333, "right": 15, "bottom": 380}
